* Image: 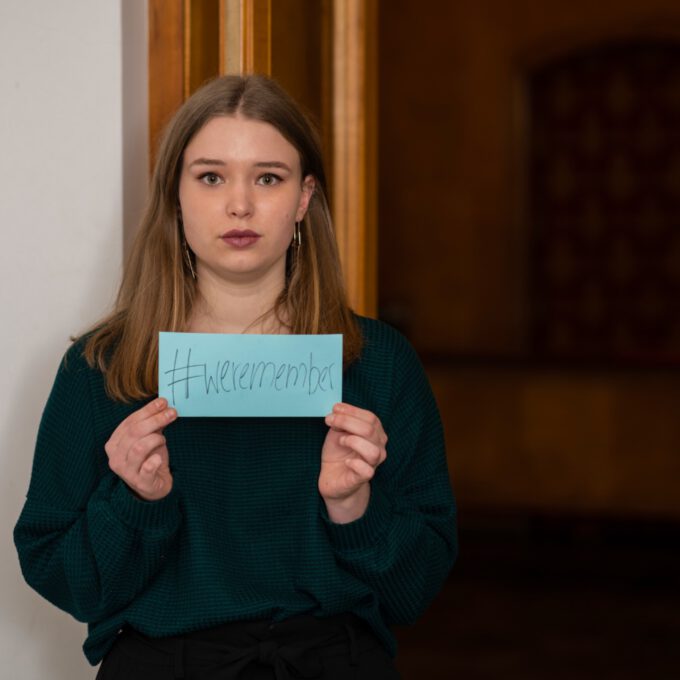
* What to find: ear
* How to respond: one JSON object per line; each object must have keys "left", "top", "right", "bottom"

{"left": 295, "top": 175, "right": 316, "bottom": 221}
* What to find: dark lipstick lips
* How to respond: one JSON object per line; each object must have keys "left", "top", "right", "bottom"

{"left": 222, "top": 229, "right": 259, "bottom": 237}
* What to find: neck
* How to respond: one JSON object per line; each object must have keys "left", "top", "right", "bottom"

{"left": 188, "top": 265, "right": 289, "bottom": 334}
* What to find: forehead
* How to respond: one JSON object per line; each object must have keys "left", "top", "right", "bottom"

{"left": 184, "top": 115, "right": 300, "bottom": 165}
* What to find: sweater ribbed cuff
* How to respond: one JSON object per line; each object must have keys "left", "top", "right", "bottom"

{"left": 322, "top": 485, "right": 392, "bottom": 553}
{"left": 110, "top": 480, "right": 181, "bottom": 533}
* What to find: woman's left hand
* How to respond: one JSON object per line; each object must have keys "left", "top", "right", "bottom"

{"left": 319, "top": 403, "right": 388, "bottom": 523}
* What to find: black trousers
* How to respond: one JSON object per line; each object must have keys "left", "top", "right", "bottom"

{"left": 95, "top": 614, "right": 401, "bottom": 680}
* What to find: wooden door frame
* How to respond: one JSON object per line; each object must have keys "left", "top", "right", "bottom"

{"left": 331, "top": 0, "right": 378, "bottom": 317}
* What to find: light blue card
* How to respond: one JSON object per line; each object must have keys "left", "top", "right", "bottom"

{"left": 158, "top": 332, "right": 342, "bottom": 417}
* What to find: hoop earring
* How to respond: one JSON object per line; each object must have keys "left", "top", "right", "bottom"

{"left": 293, "top": 221, "right": 302, "bottom": 248}
{"left": 182, "top": 236, "right": 197, "bottom": 280}
{"left": 177, "top": 208, "right": 197, "bottom": 280}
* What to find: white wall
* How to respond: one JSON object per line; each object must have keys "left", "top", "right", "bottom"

{"left": 0, "top": 1, "right": 147, "bottom": 677}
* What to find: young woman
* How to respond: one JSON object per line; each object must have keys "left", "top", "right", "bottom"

{"left": 14, "top": 75, "right": 457, "bottom": 679}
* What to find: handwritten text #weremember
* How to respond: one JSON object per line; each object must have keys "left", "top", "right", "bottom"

{"left": 165, "top": 348, "right": 336, "bottom": 406}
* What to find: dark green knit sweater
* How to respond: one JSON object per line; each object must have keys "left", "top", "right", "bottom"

{"left": 14, "top": 316, "right": 457, "bottom": 665}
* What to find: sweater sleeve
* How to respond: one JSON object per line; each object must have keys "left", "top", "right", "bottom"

{"left": 13, "top": 347, "right": 182, "bottom": 623}
{"left": 322, "top": 332, "right": 458, "bottom": 625}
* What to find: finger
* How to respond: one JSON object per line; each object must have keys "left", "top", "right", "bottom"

{"left": 154, "top": 443, "right": 170, "bottom": 466}
{"left": 130, "top": 407, "right": 177, "bottom": 439}
{"left": 128, "top": 397, "right": 169, "bottom": 425}
{"left": 125, "top": 433, "right": 167, "bottom": 471}
{"left": 332, "top": 403, "right": 377, "bottom": 424}
{"left": 113, "top": 398, "right": 168, "bottom": 436}
{"left": 137, "top": 453, "right": 170, "bottom": 498}
{"left": 140, "top": 452, "right": 163, "bottom": 476}
{"left": 340, "top": 434, "right": 384, "bottom": 467}
{"left": 108, "top": 437, "right": 162, "bottom": 480}
{"left": 325, "top": 412, "right": 379, "bottom": 441}
{"left": 115, "top": 408, "right": 176, "bottom": 454}
{"left": 329, "top": 405, "right": 387, "bottom": 444}
{"left": 109, "top": 398, "right": 172, "bottom": 446}
{"left": 345, "top": 456, "right": 376, "bottom": 482}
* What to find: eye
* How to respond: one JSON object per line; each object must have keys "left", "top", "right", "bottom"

{"left": 257, "top": 173, "right": 282, "bottom": 186}
{"left": 199, "top": 172, "right": 222, "bottom": 186}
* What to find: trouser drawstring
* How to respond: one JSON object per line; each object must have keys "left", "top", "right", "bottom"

{"left": 344, "top": 622, "right": 360, "bottom": 679}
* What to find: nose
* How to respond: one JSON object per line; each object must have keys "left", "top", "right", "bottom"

{"left": 225, "top": 179, "right": 253, "bottom": 219}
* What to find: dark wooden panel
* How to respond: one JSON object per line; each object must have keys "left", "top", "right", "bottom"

{"left": 188, "top": 0, "right": 220, "bottom": 93}
{"left": 379, "top": 0, "right": 680, "bottom": 517}
{"left": 378, "top": 0, "right": 680, "bottom": 356}
{"left": 429, "top": 360, "right": 680, "bottom": 518}
{"left": 148, "top": 0, "right": 185, "bottom": 171}
{"left": 271, "top": 0, "right": 328, "bottom": 151}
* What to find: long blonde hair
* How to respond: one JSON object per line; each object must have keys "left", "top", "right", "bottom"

{"left": 81, "top": 75, "right": 362, "bottom": 401}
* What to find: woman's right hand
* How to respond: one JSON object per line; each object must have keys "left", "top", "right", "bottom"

{"left": 105, "top": 397, "right": 177, "bottom": 501}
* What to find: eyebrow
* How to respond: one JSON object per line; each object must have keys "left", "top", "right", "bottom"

{"left": 187, "top": 158, "right": 293, "bottom": 172}
{"left": 188, "top": 158, "right": 225, "bottom": 168}
{"left": 254, "top": 161, "right": 292, "bottom": 172}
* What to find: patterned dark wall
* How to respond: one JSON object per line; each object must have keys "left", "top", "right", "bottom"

{"left": 530, "top": 42, "right": 680, "bottom": 362}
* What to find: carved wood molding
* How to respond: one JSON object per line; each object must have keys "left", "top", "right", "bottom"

{"left": 221, "top": 0, "right": 271, "bottom": 75}
{"left": 332, "top": 0, "right": 378, "bottom": 317}
{"left": 148, "top": 0, "right": 185, "bottom": 171}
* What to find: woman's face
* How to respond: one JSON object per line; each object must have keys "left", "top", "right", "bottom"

{"left": 178, "top": 114, "right": 314, "bottom": 285}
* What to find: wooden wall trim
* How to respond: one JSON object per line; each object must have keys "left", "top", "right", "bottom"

{"left": 148, "top": 0, "right": 185, "bottom": 171}
{"left": 149, "top": 0, "right": 221, "bottom": 170}
{"left": 243, "top": 0, "right": 271, "bottom": 74}
{"left": 186, "top": 0, "right": 220, "bottom": 93}
{"left": 332, "top": 0, "right": 378, "bottom": 317}
{"left": 221, "top": 0, "right": 271, "bottom": 75}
